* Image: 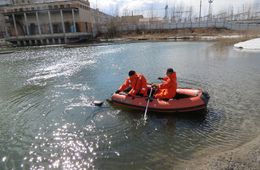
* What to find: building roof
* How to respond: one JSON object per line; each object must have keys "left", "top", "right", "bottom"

{"left": 1, "top": 0, "right": 90, "bottom": 14}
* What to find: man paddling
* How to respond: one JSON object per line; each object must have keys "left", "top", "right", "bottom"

{"left": 153, "top": 68, "right": 177, "bottom": 100}
{"left": 116, "top": 70, "right": 148, "bottom": 97}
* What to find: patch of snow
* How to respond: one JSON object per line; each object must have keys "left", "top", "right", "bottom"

{"left": 221, "top": 35, "right": 243, "bottom": 39}
{"left": 234, "top": 38, "right": 260, "bottom": 50}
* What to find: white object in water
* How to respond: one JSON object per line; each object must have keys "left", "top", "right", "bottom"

{"left": 93, "top": 100, "right": 104, "bottom": 106}
{"left": 234, "top": 38, "right": 260, "bottom": 50}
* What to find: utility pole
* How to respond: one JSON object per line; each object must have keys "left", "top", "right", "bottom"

{"left": 151, "top": 4, "right": 154, "bottom": 19}
{"left": 164, "top": 4, "right": 168, "bottom": 20}
{"left": 199, "top": 0, "right": 202, "bottom": 22}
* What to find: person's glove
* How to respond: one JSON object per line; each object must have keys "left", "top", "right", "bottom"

{"left": 115, "top": 90, "right": 121, "bottom": 94}
{"left": 158, "top": 77, "right": 164, "bottom": 80}
{"left": 152, "top": 84, "right": 158, "bottom": 89}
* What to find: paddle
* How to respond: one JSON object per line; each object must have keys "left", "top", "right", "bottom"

{"left": 144, "top": 88, "right": 153, "bottom": 121}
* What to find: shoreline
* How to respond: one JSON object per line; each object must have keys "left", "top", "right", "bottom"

{"left": 187, "top": 135, "right": 260, "bottom": 170}
{"left": 1, "top": 28, "right": 259, "bottom": 51}
{"left": 0, "top": 35, "right": 255, "bottom": 52}
{"left": 97, "top": 28, "right": 259, "bottom": 45}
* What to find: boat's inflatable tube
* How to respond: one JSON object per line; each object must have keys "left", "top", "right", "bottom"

{"left": 109, "top": 88, "right": 210, "bottom": 113}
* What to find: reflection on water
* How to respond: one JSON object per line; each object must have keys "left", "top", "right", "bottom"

{"left": 0, "top": 42, "right": 259, "bottom": 169}
{"left": 28, "top": 123, "right": 98, "bottom": 169}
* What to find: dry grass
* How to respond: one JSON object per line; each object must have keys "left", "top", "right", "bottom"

{"left": 98, "top": 27, "right": 260, "bottom": 46}
{"left": 101, "top": 28, "right": 241, "bottom": 38}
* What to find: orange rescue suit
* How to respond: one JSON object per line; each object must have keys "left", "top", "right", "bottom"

{"left": 119, "top": 73, "right": 148, "bottom": 96}
{"left": 154, "top": 72, "right": 177, "bottom": 99}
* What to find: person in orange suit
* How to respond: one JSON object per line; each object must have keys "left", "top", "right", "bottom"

{"left": 116, "top": 70, "right": 148, "bottom": 97}
{"left": 153, "top": 68, "right": 177, "bottom": 100}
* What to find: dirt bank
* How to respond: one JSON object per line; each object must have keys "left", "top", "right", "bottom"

{"left": 187, "top": 135, "right": 260, "bottom": 170}
{"left": 98, "top": 28, "right": 260, "bottom": 42}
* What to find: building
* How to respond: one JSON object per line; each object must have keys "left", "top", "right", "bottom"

{"left": 0, "top": 8, "right": 6, "bottom": 38}
{"left": 0, "top": 0, "right": 113, "bottom": 46}
{"left": 0, "top": 0, "right": 12, "bottom": 6}
{"left": 139, "top": 17, "right": 165, "bottom": 24}
{"left": 120, "top": 15, "right": 144, "bottom": 24}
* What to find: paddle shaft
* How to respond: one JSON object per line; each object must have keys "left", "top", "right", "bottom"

{"left": 144, "top": 88, "right": 153, "bottom": 120}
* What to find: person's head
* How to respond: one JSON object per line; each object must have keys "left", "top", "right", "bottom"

{"left": 128, "top": 70, "right": 136, "bottom": 77}
{"left": 166, "top": 68, "right": 174, "bottom": 76}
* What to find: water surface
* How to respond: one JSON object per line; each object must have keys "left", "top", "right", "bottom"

{"left": 0, "top": 42, "right": 259, "bottom": 169}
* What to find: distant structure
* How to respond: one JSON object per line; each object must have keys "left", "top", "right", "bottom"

{"left": 208, "top": 0, "right": 213, "bottom": 20}
{"left": 0, "top": 0, "right": 12, "bottom": 6}
{"left": 199, "top": 0, "right": 202, "bottom": 22}
{"left": 12, "top": 0, "right": 32, "bottom": 4}
{"left": 0, "top": 0, "right": 113, "bottom": 46}
{"left": 164, "top": 4, "right": 168, "bottom": 20}
{"left": 120, "top": 15, "right": 143, "bottom": 24}
{"left": 0, "top": 8, "right": 6, "bottom": 38}
{"left": 255, "top": 2, "right": 260, "bottom": 10}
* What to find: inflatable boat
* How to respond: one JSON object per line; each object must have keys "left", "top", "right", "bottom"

{"left": 108, "top": 88, "right": 210, "bottom": 113}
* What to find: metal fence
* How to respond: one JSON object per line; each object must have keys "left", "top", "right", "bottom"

{"left": 111, "top": 20, "right": 260, "bottom": 33}
{"left": 97, "top": 10, "right": 260, "bottom": 33}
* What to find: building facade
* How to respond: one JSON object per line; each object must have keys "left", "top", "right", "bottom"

{"left": 0, "top": 0, "right": 112, "bottom": 46}
{"left": 0, "top": 8, "right": 7, "bottom": 38}
{"left": 0, "top": 0, "right": 12, "bottom": 6}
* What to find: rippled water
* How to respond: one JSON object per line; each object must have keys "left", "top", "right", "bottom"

{"left": 0, "top": 42, "right": 260, "bottom": 169}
